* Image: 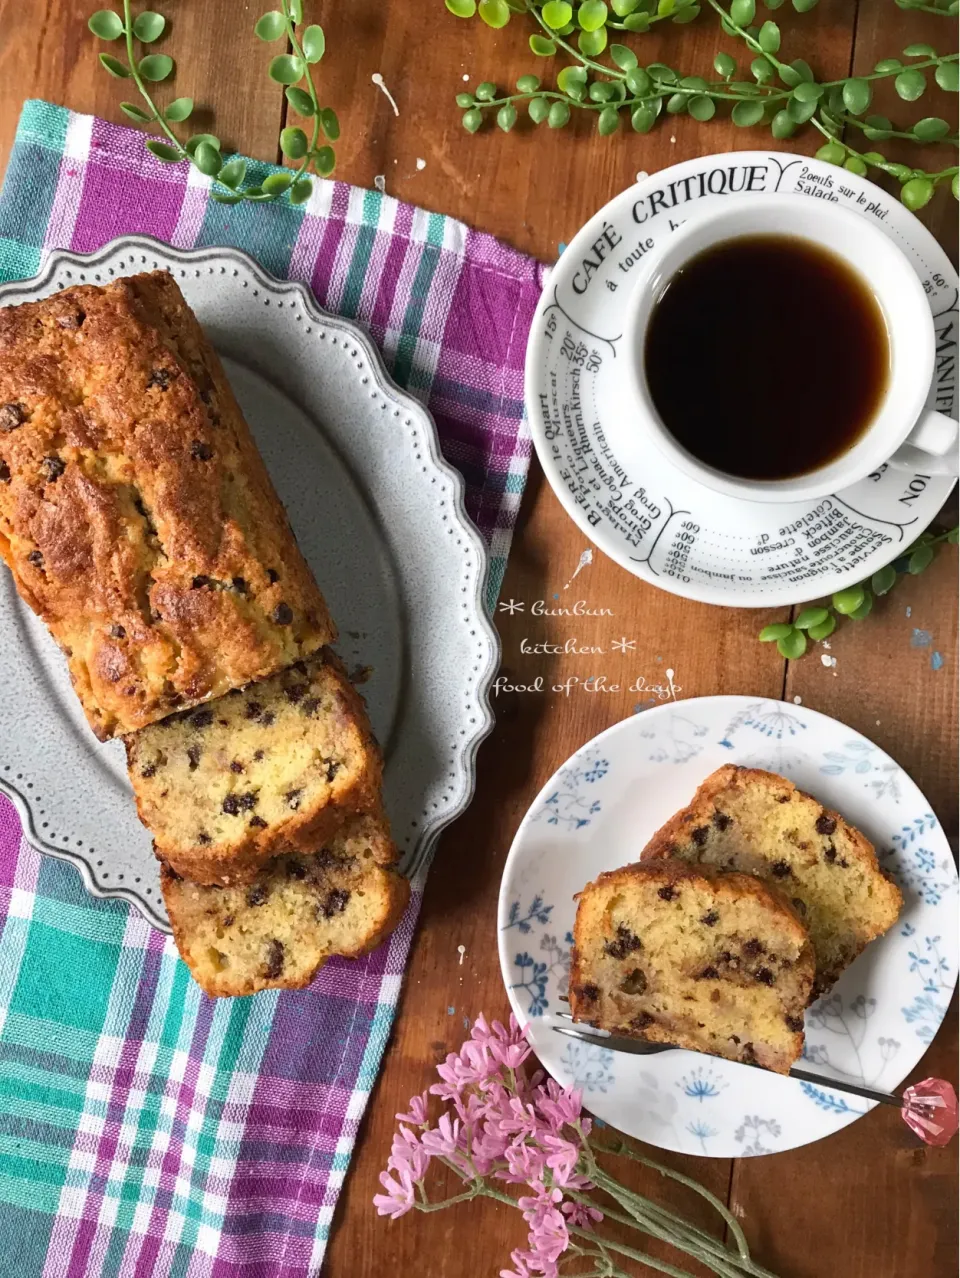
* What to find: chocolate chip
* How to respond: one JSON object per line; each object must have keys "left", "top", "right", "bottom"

{"left": 197, "top": 831, "right": 212, "bottom": 846}
{"left": 166, "top": 866, "right": 183, "bottom": 882}
{"left": 776, "top": 794, "right": 790, "bottom": 804}
{"left": 816, "top": 814, "right": 837, "bottom": 835}
{"left": 272, "top": 602, "right": 293, "bottom": 625}
{"left": 0, "top": 402, "right": 26, "bottom": 431}
{"left": 301, "top": 698, "right": 320, "bottom": 718}
{"left": 712, "top": 811, "right": 732, "bottom": 831}
{"left": 253, "top": 749, "right": 265, "bottom": 761}
{"left": 192, "top": 575, "right": 212, "bottom": 589}
{"left": 190, "top": 440, "right": 213, "bottom": 461}
{"left": 286, "top": 788, "right": 302, "bottom": 811}
{"left": 754, "top": 967, "right": 775, "bottom": 986}
{"left": 222, "top": 915, "right": 234, "bottom": 928}
{"left": 325, "top": 758, "right": 341, "bottom": 783}
{"left": 140, "top": 763, "right": 157, "bottom": 779}
{"left": 741, "top": 1043, "right": 757, "bottom": 1064}
{"left": 785, "top": 1015, "right": 804, "bottom": 1032}
{"left": 222, "top": 794, "right": 242, "bottom": 816}
{"left": 824, "top": 843, "right": 837, "bottom": 863}
{"left": 791, "top": 896, "right": 807, "bottom": 916}
{"left": 718, "top": 951, "right": 733, "bottom": 964}
{"left": 27, "top": 550, "right": 43, "bottom": 569}
{"left": 41, "top": 455, "right": 65, "bottom": 482}
{"left": 292, "top": 661, "right": 307, "bottom": 676}
{"left": 263, "top": 939, "right": 285, "bottom": 979}
{"left": 109, "top": 624, "right": 126, "bottom": 639}
{"left": 191, "top": 708, "right": 214, "bottom": 728}
{"left": 729, "top": 1035, "right": 741, "bottom": 1045}
{"left": 245, "top": 702, "right": 263, "bottom": 720}
{"left": 237, "top": 791, "right": 258, "bottom": 812}
{"left": 267, "top": 568, "right": 279, "bottom": 583}
{"left": 691, "top": 826, "right": 709, "bottom": 846}
{"left": 249, "top": 815, "right": 267, "bottom": 828}
{"left": 147, "top": 368, "right": 173, "bottom": 390}
{"left": 226, "top": 762, "right": 243, "bottom": 776}
{"left": 247, "top": 884, "right": 268, "bottom": 906}
{"left": 0, "top": 461, "right": 9, "bottom": 483}
{"left": 287, "top": 860, "right": 307, "bottom": 880}
{"left": 604, "top": 924, "right": 642, "bottom": 960}
{"left": 657, "top": 885, "right": 677, "bottom": 902}
{"left": 285, "top": 683, "right": 308, "bottom": 704}
{"left": 630, "top": 1011, "right": 655, "bottom": 1029}
{"left": 261, "top": 711, "right": 275, "bottom": 727}
{"left": 186, "top": 744, "right": 202, "bottom": 771}
{"left": 319, "top": 888, "right": 350, "bottom": 919}
{"left": 698, "top": 966, "right": 719, "bottom": 980}
{"left": 619, "top": 968, "right": 647, "bottom": 996}
{"left": 742, "top": 938, "right": 764, "bottom": 957}
{"left": 771, "top": 860, "right": 792, "bottom": 878}
{"left": 231, "top": 577, "right": 247, "bottom": 594}
{"left": 700, "top": 910, "right": 719, "bottom": 927}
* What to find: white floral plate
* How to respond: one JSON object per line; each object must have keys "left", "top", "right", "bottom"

{"left": 498, "top": 696, "right": 958, "bottom": 1157}
{"left": 525, "top": 151, "right": 958, "bottom": 608}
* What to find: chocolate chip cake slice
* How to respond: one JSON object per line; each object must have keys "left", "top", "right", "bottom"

{"left": 569, "top": 861, "right": 814, "bottom": 1074}
{"left": 640, "top": 765, "right": 902, "bottom": 996}
{"left": 161, "top": 811, "right": 409, "bottom": 996}
{"left": 126, "top": 650, "right": 381, "bottom": 885}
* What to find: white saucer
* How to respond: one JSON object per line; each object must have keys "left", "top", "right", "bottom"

{"left": 524, "top": 152, "right": 958, "bottom": 607}
{"left": 497, "top": 697, "right": 958, "bottom": 1157}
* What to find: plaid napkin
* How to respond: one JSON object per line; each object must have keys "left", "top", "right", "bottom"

{"left": 0, "top": 100, "right": 542, "bottom": 1276}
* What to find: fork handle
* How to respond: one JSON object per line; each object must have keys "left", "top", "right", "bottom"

{"left": 786, "top": 1065, "right": 900, "bottom": 1108}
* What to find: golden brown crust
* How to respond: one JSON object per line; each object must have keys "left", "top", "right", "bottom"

{"left": 640, "top": 764, "right": 902, "bottom": 996}
{"left": 126, "top": 650, "right": 382, "bottom": 885}
{"left": 160, "top": 811, "right": 410, "bottom": 997}
{"left": 0, "top": 272, "right": 334, "bottom": 738}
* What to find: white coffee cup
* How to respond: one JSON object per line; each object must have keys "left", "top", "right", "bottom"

{"left": 621, "top": 193, "right": 958, "bottom": 503}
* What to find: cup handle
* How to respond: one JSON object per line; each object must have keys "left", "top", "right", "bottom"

{"left": 888, "top": 410, "right": 959, "bottom": 477}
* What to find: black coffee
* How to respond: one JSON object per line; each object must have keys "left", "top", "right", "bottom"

{"left": 644, "top": 234, "right": 889, "bottom": 482}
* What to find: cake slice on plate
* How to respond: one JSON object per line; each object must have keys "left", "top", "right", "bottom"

{"left": 569, "top": 861, "right": 814, "bottom": 1073}
{"left": 640, "top": 764, "right": 902, "bottom": 996}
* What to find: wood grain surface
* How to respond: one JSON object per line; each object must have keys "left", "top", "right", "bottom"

{"left": 0, "top": 1, "right": 956, "bottom": 1275}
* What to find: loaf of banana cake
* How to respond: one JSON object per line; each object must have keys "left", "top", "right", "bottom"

{"left": 126, "top": 650, "right": 381, "bottom": 884}
{"left": 0, "top": 271, "right": 334, "bottom": 739}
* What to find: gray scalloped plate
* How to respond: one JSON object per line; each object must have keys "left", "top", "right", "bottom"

{"left": 0, "top": 236, "right": 498, "bottom": 932}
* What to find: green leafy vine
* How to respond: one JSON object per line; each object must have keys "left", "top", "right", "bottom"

{"left": 447, "top": 0, "right": 959, "bottom": 209}
{"left": 757, "top": 526, "right": 958, "bottom": 659}
{"left": 88, "top": 1, "right": 339, "bottom": 205}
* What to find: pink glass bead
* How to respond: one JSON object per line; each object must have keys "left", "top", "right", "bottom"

{"left": 901, "top": 1078, "right": 959, "bottom": 1147}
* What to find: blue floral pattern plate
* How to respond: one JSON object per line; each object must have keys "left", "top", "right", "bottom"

{"left": 497, "top": 696, "right": 958, "bottom": 1157}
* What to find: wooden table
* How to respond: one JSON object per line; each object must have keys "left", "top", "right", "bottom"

{"left": 1, "top": 3, "right": 956, "bottom": 1275}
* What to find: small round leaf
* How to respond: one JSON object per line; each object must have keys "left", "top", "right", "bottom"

{"left": 913, "top": 116, "right": 950, "bottom": 142}
{"left": 848, "top": 591, "right": 873, "bottom": 620}
{"left": 548, "top": 100, "right": 571, "bottom": 128}
{"left": 689, "top": 95, "right": 716, "bottom": 121}
{"left": 759, "top": 622, "right": 793, "bottom": 641}
{"left": 185, "top": 133, "right": 221, "bottom": 156}
{"left": 623, "top": 11, "right": 651, "bottom": 28}
{"left": 285, "top": 86, "right": 315, "bottom": 116}
{"left": 542, "top": 0, "right": 573, "bottom": 28}
{"left": 842, "top": 78, "right": 871, "bottom": 115}
{"left": 475, "top": 81, "right": 497, "bottom": 101}
{"left": 558, "top": 66, "right": 587, "bottom": 97}
{"left": 262, "top": 171, "right": 294, "bottom": 195}
{"left": 120, "top": 102, "right": 153, "bottom": 122}
{"left": 138, "top": 53, "right": 173, "bottom": 81}
{"left": 730, "top": 0, "right": 756, "bottom": 21}
{"left": 99, "top": 53, "right": 131, "bottom": 78}
{"left": 313, "top": 146, "right": 336, "bottom": 176}
{"left": 301, "top": 25, "right": 325, "bottom": 62}
{"left": 578, "top": 27, "right": 608, "bottom": 55}
{"left": 133, "top": 11, "right": 166, "bottom": 42}
{"left": 666, "top": 93, "right": 688, "bottom": 114}
{"left": 901, "top": 176, "right": 934, "bottom": 211}
{"left": 598, "top": 105, "right": 620, "bottom": 134}
{"left": 794, "top": 606, "right": 829, "bottom": 630}
{"left": 610, "top": 43, "right": 638, "bottom": 71}
{"left": 714, "top": 52, "right": 736, "bottom": 78}
{"left": 456, "top": 92, "right": 474, "bottom": 108}
{"left": 478, "top": 0, "right": 511, "bottom": 26}
{"left": 193, "top": 141, "right": 223, "bottom": 176}
{"left": 290, "top": 0, "right": 303, "bottom": 20}
{"left": 145, "top": 140, "right": 182, "bottom": 163}
{"left": 88, "top": 10, "right": 124, "bottom": 40}
{"left": 752, "top": 57, "right": 774, "bottom": 83}
{"left": 791, "top": 0, "right": 819, "bottom": 10}
{"left": 626, "top": 67, "right": 653, "bottom": 95}
{"left": 732, "top": 99, "right": 764, "bottom": 127}
{"left": 874, "top": 58, "right": 902, "bottom": 74}
{"left": 832, "top": 585, "right": 864, "bottom": 615}
{"left": 672, "top": 5, "right": 700, "bottom": 24}
{"left": 529, "top": 35, "right": 556, "bottom": 55}
{"left": 908, "top": 542, "right": 936, "bottom": 574}
{"left": 816, "top": 141, "right": 845, "bottom": 166}
{"left": 844, "top": 155, "right": 868, "bottom": 176}
{"left": 808, "top": 614, "right": 837, "bottom": 641}
{"left": 445, "top": 0, "right": 477, "bottom": 14}
{"left": 871, "top": 564, "right": 897, "bottom": 596}
{"left": 777, "top": 630, "right": 807, "bottom": 660}
{"left": 613, "top": 0, "right": 641, "bottom": 11}
{"left": 164, "top": 97, "right": 193, "bottom": 123}
{"left": 290, "top": 178, "right": 313, "bottom": 205}
{"left": 902, "top": 42, "right": 935, "bottom": 57}
{"left": 778, "top": 63, "right": 802, "bottom": 87}
{"left": 210, "top": 190, "right": 243, "bottom": 205}
{"left": 280, "top": 126, "right": 308, "bottom": 159}
{"left": 320, "top": 108, "right": 340, "bottom": 140}
{"left": 895, "top": 69, "right": 927, "bottom": 101}
{"left": 790, "top": 58, "right": 815, "bottom": 81}
{"left": 517, "top": 74, "right": 541, "bottom": 92}
{"left": 787, "top": 94, "right": 818, "bottom": 123}
{"left": 462, "top": 108, "right": 483, "bottom": 133}
{"left": 631, "top": 105, "right": 657, "bottom": 132}
{"left": 578, "top": 0, "right": 609, "bottom": 30}
{"left": 269, "top": 54, "right": 305, "bottom": 84}
{"left": 497, "top": 103, "right": 518, "bottom": 132}
{"left": 254, "top": 11, "right": 287, "bottom": 40}
{"left": 935, "top": 61, "right": 959, "bottom": 93}
{"left": 792, "top": 80, "right": 823, "bottom": 103}
{"left": 217, "top": 158, "right": 247, "bottom": 189}
{"left": 758, "top": 20, "right": 780, "bottom": 51}
{"left": 862, "top": 114, "right": 892, "bottom": 140}
{"left": 528, "top": 97, "right": 549, "bottom": 123}
{"left": 771, "top": 109, "right": 796, "bottom": 138}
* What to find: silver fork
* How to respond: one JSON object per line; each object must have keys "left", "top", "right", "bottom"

{"left": 551, "top": 1013, "right": 902, "bottom": 1107}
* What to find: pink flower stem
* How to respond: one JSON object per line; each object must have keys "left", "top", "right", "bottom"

{"left": 565, "top": 1225, "right": 719, "bottom": 1278}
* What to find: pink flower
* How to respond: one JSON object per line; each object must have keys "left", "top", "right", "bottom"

{"left": 500, "top": 1248, "right": 537, "bottom": 1278}
{"left": 420, "top": 1112, "right": 462, "bottom": 1158}
{"left": 542, "top": 1134, "right": 581, "bottom": 1185}
{"left": 396, "top": 1090, "right": 430, "bottom": 1126}
{"left": 373, "top": 1166, "right": 415, "bottom": 1219}
{"left": 536, "top": 1078, "right": 583, "bottom": 1132}
{"left": 430, "top": 1051, "right": 481, "bottom": 1100}
{"left": 517, "top": 1178, "right": 562, "bottom": 1227}
{"left": 496, "top": 1095, "right": 545, "bottom": 1141}
{"left": 562, "top": 1199, "right": 603, "bottom": 1229}
{"left": 529, "top": 1206, "right": 569, "bottom": 1265}
{"left": 498, "top": 1138, "right": 547, "bottom": 1185}
{"left": 473, "top": 1013, "right": 533, "bottom": 1072}
{"left": 389, "top": 1125, "right": 430, "bottom": 1182}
